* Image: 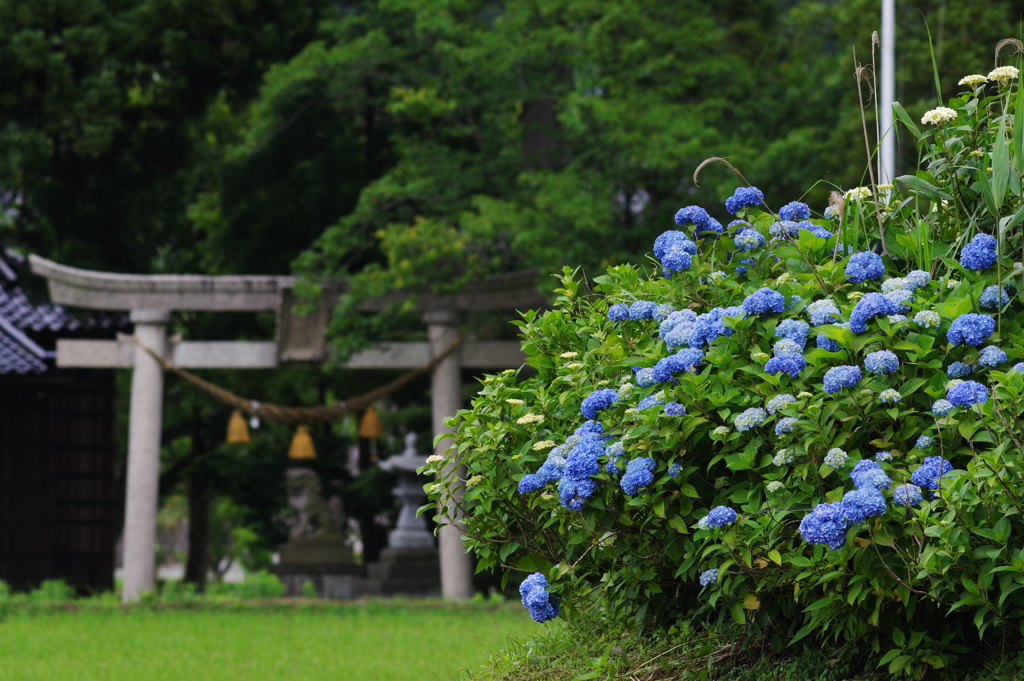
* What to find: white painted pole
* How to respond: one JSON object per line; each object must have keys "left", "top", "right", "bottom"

{"left": 879, "top": 0, "right": 896, "bottom": 184}
{"left": 121, "top": 309, "right": 170, "bottom": 602}
{"left": 424, "top": 309, "right": 474, "bottom": 599}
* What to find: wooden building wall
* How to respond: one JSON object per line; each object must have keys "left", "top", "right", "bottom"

{"left": 0, "top": 373, "right": 117, "bottom": 593}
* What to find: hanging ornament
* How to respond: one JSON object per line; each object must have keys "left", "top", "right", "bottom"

{"left": 249, "top": 401, "right": 261, "bottom": 429}
{"left": 358, "top": 405, "right": 383, "bottom": 439}
{"left": 225, "top": 410, "right": 250, "bottom": 444}
{"left": 287, "top": 425, "right": 317, "bottom": 459}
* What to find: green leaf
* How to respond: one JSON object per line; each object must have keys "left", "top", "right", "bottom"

{"left": 892, "top": 101, "right": 922, "bottom": 139}
{"left": 729, "top": 601, "right": 745, "bottom": 625}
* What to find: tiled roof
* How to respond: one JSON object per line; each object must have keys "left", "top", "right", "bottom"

{"left": 0, "top": 247, "right": 128, "bottom": 375}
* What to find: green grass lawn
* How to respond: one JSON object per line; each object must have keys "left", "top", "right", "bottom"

{"left": 0, "top": 600, "right": 535, "bottom": 681}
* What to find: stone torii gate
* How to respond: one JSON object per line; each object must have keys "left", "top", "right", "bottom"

{"left": 29, "top": 255, "right": 543, "bottom": 602}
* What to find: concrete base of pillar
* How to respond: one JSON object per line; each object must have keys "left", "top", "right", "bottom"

{"left": 363, "top": 547, "right": 441, "bottom": 596}
{"left": 270, "top": 563, "right": 366, "bottom": 598}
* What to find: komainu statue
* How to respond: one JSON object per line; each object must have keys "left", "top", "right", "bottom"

{"left": 284, "top": 468, "right": 346, "bottom": 541}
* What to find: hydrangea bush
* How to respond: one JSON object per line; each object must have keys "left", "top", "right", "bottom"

{"left": 423, "top": 62, "right": 1024, "bottom": 676}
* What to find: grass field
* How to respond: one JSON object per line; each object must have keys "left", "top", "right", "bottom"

{"left": 0, "top": 600, "right": 535, "bottom": 680}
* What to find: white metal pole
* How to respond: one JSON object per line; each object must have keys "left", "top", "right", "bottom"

{"left": 879, "top": 0, "right": 896, "bottom": 185}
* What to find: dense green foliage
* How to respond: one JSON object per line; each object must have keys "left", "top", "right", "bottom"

{"left": 432, "top": 63, "right": 1024, "bottom": 677}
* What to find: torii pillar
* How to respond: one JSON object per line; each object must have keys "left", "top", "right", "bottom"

{"left": 425, "top": 309, "right": 473, "bottom": 599}
{"left": 122, "top": 310, "right": 170, "bottom": 599}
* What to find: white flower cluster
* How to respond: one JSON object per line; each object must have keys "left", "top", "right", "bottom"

{"left": 959, "top": 74, "right": 987, "bottom": 88}
{"left": 921, "top": 107, "right": 957, "bottom": 126}
{"left": 989, "top": 66, "right": 1020, "bottom": 86}
{"left": 516, "top": 413, "right": 544, "bottom": 425}
{"left": 845, "top": 186, "right": 871, "bottom": 201}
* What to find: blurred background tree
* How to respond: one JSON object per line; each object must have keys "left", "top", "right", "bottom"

{"left": 2, "top": 0, "right": 1022, "bottom": 591}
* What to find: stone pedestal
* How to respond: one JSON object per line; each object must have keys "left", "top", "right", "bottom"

{"left": 271, "top": 562, "right": 366, "bottom": 599}
{"left": 364, "top": 548, "right": 441, "bottom": 596}
{"left": 279, "top": 537, "right": 354, "bottom": 565}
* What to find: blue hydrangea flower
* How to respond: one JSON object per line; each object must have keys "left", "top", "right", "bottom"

{"left": 846, "top": 251, "right": 885, "bottom": 284}
{"left": 697, "top": 505, "right": 738, "bottom": 530}
{"left": 773, "top": 339, "right": 803, "bottom": 355}
{"left": 841, "top": 488, "right": 886, "bottom": 524}
{"left": 885, "top": 289, "right": 914, "bottom": 314}
{"left": 775, "top": 417, "right": 798, "bottom": 435}
{"left": 947, "top": 313, "right": 995, "bottom": 346}
{"left": 893, "top": 483, "right": 924, "bottom": 506}
{"left": 959, "top": 232, "right": 997, "bottom": 270}
{"left": 653, "top": 303, "right": 676, "bottom": 321}
{"left": 881, "top": 277, "right": 909, "bottom": 293}
{"left": 742, "top": 288, "right": 786, "bottom": 317}
{"left": 806, "top": 299, "right": 841, "bottom": 326}
{"left": 864, "top": 350, "right": 899, "bottom": 374}
{"left": 799, "top": 222, "right": 834, "bottom": 239}
{"left": 580, "top": 388, "right": 618, "bottom": 420}
{"left": 724, "top": 186, "right": 765, "bottom": 214}
{"left": 698, "top": 217, "right": 725, "bottom": 239}
{"left": 734, "top": 227, "right": 765, "bottom": 251}
{"left": 634, "top": 367, "right": 657, "bottom": 387}
{"left": 565, "top": 433, "right": 605, "bottom": 480}
{"left": 574, "top": 420, "right": 604, "bottom": 436}
{"left": 879, "top": 389, "right": 901, "bottom": 404}
{"left": 608, "top": 304, "right": 629, "bottom": 321}
{"left": 980, "top": 285, "right": 1010, "bottom": 310}
{"left": 875, "top": 450, "right": 893, "bottom": 462}
{"left": 824, "top": 205, "right": 840, "bottom": 220}
{"left": 620, "top": 457, "right": 656, "bottom": 495}
{"left": 766, "top": 393, "right": 797, "bottom": 414}
{"left": 520, "top": 572, "right": 559, "bottom": 622}
{"left": 915, "top": 435, "right": 933, "bottom": 449}
{"left": 849, "top": 293, "right": 899, "bottom": 333}
{"left": 850, "top": 459, "right": 891, "bottom": 490}
{"left": 674, "top": 206, "right": 711, "bottom": 229}
{"left": 664, "top": 402, "right": 686, "bottom": 416}
{"left": 914, "top": 310, "right": 941, "bottom": 328}
{"left": 518, "top": 474, "right": 547, "bottom": 494}
{"left": 653, "top": 230, "right": 697, "bottom": 276}
{"left": 698, "top": 568, "right": 719, "bottom": 586}
{"left": 769, "top": 220, "right": 799, "bottom": 238}
{"left": 688, "top": 308, "right": 732, "bottom": 348}
{"left": 979, "top": 345, "right": 1008, "bottom": 368}
{"left": 946, "top": 380, "right": 989, "bottom": 407}
{"left": 775, "top": 319, "right": 810, "bottom": 347}
{"left": 536, "top": 453, "right": 567, "bottom": 483}
{"left": 779, "top": 201, "right": 811, "bottom": 221}
{"left": 905, "top": 270, "right": 932, "bottom": 290}
{"left": 636, "top": 392, "right": 665, "bottom": 410}
{"left": 604, "top": 442, "right": 624, "bottom": 475}
{"left": 773, "top": 448, "right": 795, "bottom": 465}
{"left": 932, "top": 399, "right": 954, "bottom": 416}
{"left": 629, "top": 300, "right": 657, "bottom": 320}
{"left": 734, "top": 407, "right": 768, "bottom": 431}
{"left": 888, "top": 314, "right": 907, "bottom": 323}
{"left": 1012, "top": 362, "right": 1024, "bottom": 374}
{"left": 823, "top": 365, "right": 862, "bottom": 394}
{"left": 652, "top": 349, "right": 704, "bottom": 383}
{"left": 823, "top": 448, "right": 848, "bottom": 468}
{"left": 668, "top": 462, "right": 682, "bottom": 478}
{"left": 946, "top": 362, "right": 972, "bottom": 378}
{"left": 817, "top": 333, "right": 840, "bottom": 352}
{"left": 799, "top": 502, "right": 851, "bottom": 550}
{"left": 557, "top": 476, "right": 597, "bottom": 511}
{"left": 911, "top": 456, "right": 955, "bottom": 495}
{"left": 764, "top": 353, "right": 806, "bottom": 377}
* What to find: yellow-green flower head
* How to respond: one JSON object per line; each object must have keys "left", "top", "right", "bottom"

{"left": 516, "top": 413, "right": 544, "bottom": 425}
{"left": 921, "top": 107, "right": 957, "bottom": 125}
{"left": 466, "top": 475, "right": 484, "bottom": 487}
{"left": 848, "top": 291, "right": 864, "bottom": 302}
{"left": 560, "top": 351, "right": 578, "bottom": 359}
{"left": 970, "top": 149, "right": 984, "bottom": 157}
{"left": 988, "top": 65, "right": 1020, "bottom": 86}
{"left": 959, "top": 74, "right": 988, "bottom": 88}
{"left": 426, "top": 454, "right": 445, "bottom": 464}
{"left": 752, "top": 351, "right": 770, "bottom": 362}
{"left": 846, "top": 186, "right": 871, "bottom": 201}
{"left": 566, "top": 362, "right": 584, "bottom": 369}
{"left": 532, "top": 440, "right": 555, "bottom": 451}
{"left": 506, "top": 398, "right": 524, "bottom": 405}
{"left": 877, "top": 183, "right": 894, "bottom": 191}
{"left": 797, "top": 391, "right": 813, "bottom": 399}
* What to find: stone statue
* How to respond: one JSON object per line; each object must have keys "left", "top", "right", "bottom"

{"left": 285, "top": 468, "right": 345, "bottom": 541}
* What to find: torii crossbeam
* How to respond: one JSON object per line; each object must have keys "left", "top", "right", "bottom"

{"left": 29, "top": 255, "right": 543, "bottom": 602}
